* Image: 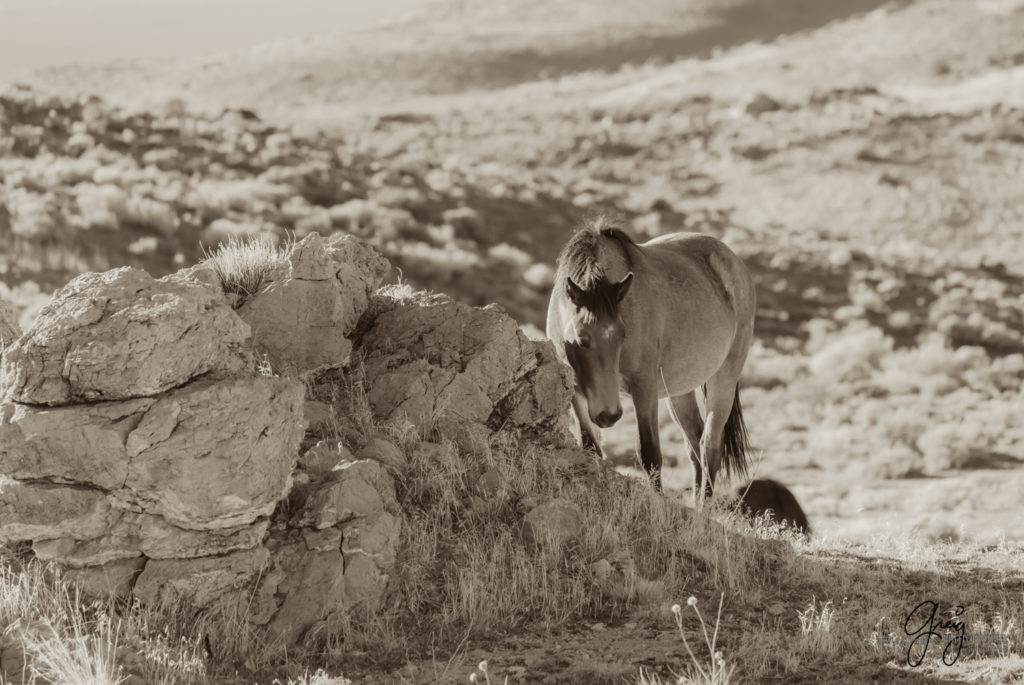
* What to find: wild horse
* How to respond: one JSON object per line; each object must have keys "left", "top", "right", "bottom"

{"left": 546, "top": 221, "right": 756, "bottom": 506}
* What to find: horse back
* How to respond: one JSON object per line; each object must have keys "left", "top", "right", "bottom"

{"left": 640, "top": 232, "right": 755, "bottom": 316}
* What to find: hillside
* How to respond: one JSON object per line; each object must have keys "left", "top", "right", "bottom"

{"left": 1, "top": 0, "right": 1024, "bottom": 682}
{"left": 5, "top": 0, "right": 1024, "bottom": 540}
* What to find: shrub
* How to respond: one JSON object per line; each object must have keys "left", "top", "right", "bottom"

{"left": 200, "top": 234, "right": 291, "bottom": 306}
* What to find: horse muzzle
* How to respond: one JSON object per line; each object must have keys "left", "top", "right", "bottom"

{"left": 593, "top": 408, "right": 622, "bottom": 428}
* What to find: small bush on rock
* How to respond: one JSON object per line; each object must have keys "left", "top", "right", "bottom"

{"left": 201, "top": 234, "right": 291, "bottom": 306}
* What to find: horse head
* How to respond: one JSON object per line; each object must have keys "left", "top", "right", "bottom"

{"left": 559, "top": 271, "right": 633, "bottom": 427}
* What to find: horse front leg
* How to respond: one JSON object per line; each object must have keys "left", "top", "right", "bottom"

{"left": 572, "top": 392, "right": 604, "bottom": 458}
{"left": 632, "top": 382, "right": 663, "bottom": 492}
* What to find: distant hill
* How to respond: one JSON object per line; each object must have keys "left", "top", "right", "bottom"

{"left": 22, "top": 0, "right": 988, "bottom": 115}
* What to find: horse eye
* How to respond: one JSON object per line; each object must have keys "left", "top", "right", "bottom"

{"left": 579, "top": 336, "right": 592, "bottom": 350}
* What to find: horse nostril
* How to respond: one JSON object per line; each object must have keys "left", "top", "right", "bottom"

{"left": 594, "top": 410, "right": 622, "bottom": 428}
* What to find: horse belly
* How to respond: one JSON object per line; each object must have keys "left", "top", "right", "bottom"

{"left": 657, "top": 365, "right": 721, "bottom": 397}
{"left": 657, "top": 319, "right": 734, "bottom": 397}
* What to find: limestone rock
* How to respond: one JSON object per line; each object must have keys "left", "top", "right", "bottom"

{"left": 1, "top": 377, "right": 305, "bottom": 530}
{"left": 342, "top": 554, "right": 388, "bottom": 609}
{"left": 261, "top": 519, "right": 395, "bottom": 645}
{"left": 0, "top": 398, "right": 154, "bottom": 488}
{"left": 238, "top": 233, "right": 390, "bottom": 376}
{"left": 341, "top": 510, "right": 401, "bottom": 570}
{"left": 357, "top": 291, "right": 573, "bottom": 443}
{"left": 298, "top": 440, "right": 355, "bottom": 473}
{"left": 590, "top": 558, "right": 613, "bottom": 585}
{"left": 290, "top": 459, "right": 397, "bottom": 530}
{"left": 123, "top": 377, "right": 305, "bottom": 529}
{"left": 32, "top": 515, "right": 270, "bottom": 566}
{"left": 0, "top": 297, "right": 20, "bottom": 348}
{"left": 63, "top": 556, "right": 147, "bottom": 600}
{"left": 133, "top": 546, "right": 270, "bottom": 608}
{"left": 302, "top": 526, "right": 341, "bottom": 552}
{"left": 521, "top": 498, "right": 584, "bottom": 552}
{"left": 0, "top": 267, "right": 250, "bottom": 405}
{"left": 356, "top": 436, "right": 406, "bottom": 473}
{"left": 0, "top": 481, "right": 112, "bottom": 543}
{"left": 262, "top": 533, "right": 346, "bottom": 644}
{"left": 475, "top": 468, "right": 506, "bottom": 498}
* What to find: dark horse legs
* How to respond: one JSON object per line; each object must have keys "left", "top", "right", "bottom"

{"left": 631, "top": 380, "right": 664, "bottom": 491}
{"left": 665, "top": 391, "right": 711, "bottom": 506}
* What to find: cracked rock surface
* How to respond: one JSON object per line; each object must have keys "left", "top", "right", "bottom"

{"left": 357, "top": 290, "right": 574, "bottom": 446}
{"left": 238, "top": 232, "right": 390, "bottom": 376}
{"left": 0, "top": 234, "right": 580, "bottom": 648}
{"left": 0, "top": 267, "right": 251, "bottom": 405}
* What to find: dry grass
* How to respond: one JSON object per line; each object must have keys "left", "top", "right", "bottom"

{"left": 0, "top": 557, "right": 208, "bottom": 684}
{"left": 2, "top": 3, "right": 1024, "bottom": 682}
{"left": 200, "top": 234, "right": 292, "bottom": 307}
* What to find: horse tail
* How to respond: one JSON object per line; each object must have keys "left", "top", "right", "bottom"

{"left": 722, "top": 385, "right": 750, "bottom": 478}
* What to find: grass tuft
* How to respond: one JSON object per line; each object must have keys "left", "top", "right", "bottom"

{"left": 200, "top": 234, "right": 292, "bottom": 307}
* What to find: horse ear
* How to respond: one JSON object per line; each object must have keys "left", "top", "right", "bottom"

{"left": 615, "top": 272, "right": 634, "bottom": 302}
{"left": 565, "top": 277, "right": 585, "bottom": 304}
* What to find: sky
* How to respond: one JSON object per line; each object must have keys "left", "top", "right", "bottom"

{"left": 0, "top": 0, "right": 434, "bottom": 83}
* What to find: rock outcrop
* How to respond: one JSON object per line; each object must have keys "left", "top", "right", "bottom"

{"left": 0, "top": 265, "right": 306, "bottom": 622}
{"left": 0, "top": 297, "right": 19, "bottom": 349}
{"left": 0, "top": 237, "right": 405, "bottom": 646}
{"left": 236, "top": 233, "right": 390, "bottom": 377}
{"left": 0, "top": 377, "right": 303, "bottom": 529}
{"left": 0, "top": 268, "right": 250, "bottom": 405}
{"left": 357, "top": 290, "right": 574, "bottom": 447}
{"left": 0, "top": 232, "right": 584, "bottom": 648}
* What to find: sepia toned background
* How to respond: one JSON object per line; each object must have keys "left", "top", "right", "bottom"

{"left": 2, "top": 0, "right": 1023, "bottom": 549}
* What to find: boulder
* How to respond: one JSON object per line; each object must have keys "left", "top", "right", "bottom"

{"left": 261, "top": 533, "right": 347, "bottom": 644}
{"left": 298, "top": 440, "right": 355, "bottom": 473}
{"left": 258, "top": 508, "right": 399, "bottom": 645}
{"left": 0, "top": 481, "right": 112, "bottom": 543}
{"left": 0, "top": 268, "right": 250, "bottom": 405}
{"left": 357, "top": 291, "right": 573, "bottom": 444}
{"left": 475, "top": 467, "right": 506, "bottom": 498}
{"left": 289, "top": 459, "right": 397, "bottom": 530}
{"left": 0, "top": 398, "right": 154, "bottom": 489}
{"left": 62, "top": 556, "right": 147, "bottom": 600}
{"left": 122, "top": 377, "right": 305, "bottom": 529}
{"left": 133, "top": 546, "right": 270, "bottom": 608}
{"left": 0, "top": 297, "right": 20, "bottom": 348}
{"left": 356, "top": 436, "right": 406, "bottom": 473}
{"left": 238, "top": 233, "right": 390, "bottom": 376}
{"left": 0, "top": 377, "right": 305, "bottom": 530}
{"left": 32, "top": 515, "right": 270, "bottom": 566}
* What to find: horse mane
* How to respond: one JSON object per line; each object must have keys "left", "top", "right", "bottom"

{"left": 556, "top": 220, "right": 636, "bottom": 317}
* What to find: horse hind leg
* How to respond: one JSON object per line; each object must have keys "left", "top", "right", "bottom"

{"left": 698, "top": 373, "right": 750, "bottom": 503}
{"left": 664, "top": 391, "right": 706, "bottom": 507}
